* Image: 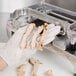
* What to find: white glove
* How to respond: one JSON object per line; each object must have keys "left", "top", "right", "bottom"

{"left": 0, "top": 24, "right": 60, "bottom": 66}
{"left": 44, "top": 24, "right": 61, "bottom": 45}
{"left": 0, "top": 25, "right": 38, "bottom": 66}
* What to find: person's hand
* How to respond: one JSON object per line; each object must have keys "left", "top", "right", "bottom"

{"left": 0, "top": 25, "right": 36, "bottom": 66}
{"left": 0, "top": 23, "right": 61, "bottom": 66}
{"left": 44, "top": 24, "right": 61, "bottom": 45}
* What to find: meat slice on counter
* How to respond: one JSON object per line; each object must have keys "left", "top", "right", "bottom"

{"left": 17, "top": 64, "right": 27, "bottom": 76}
{"left": 45, "top": 70, "right": 53, "bottom": 76}
{"left": 29, "top": 58, "right": 42, "bottom": 76}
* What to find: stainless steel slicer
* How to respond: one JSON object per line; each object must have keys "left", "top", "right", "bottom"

{"left": 7, "top": 2, "right": 76, "bottom": 73}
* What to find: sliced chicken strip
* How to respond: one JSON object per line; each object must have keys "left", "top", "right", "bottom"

{"left": 31, "top": 25, "right": 44, "bottom": 49}
{"left": 29, "top": 58, "right": 42, "bottom": 76}
{"left": 36, "top": 23, "right": 55, "bottom": 49}
{"left": 39, "top": 23, "right": 48, "bottom": 50}
{"left": 45, "top": 70, "right": 53, "bottom": 76}
{"left": 26, "top": 28, "right": 37, "bottom": 48}
{"left": 17, "top": 64, "right": 26, "bottom": 76}
{"left": 20, "top": 23, "right": 35, "bottom": 49}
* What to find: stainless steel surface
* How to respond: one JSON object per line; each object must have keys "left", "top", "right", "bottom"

{"left": 44, "top": 44, "right": 76, "bottom": 73}
{"left": 27, "top": 2, "right": 76, "bottom": 24}
{"left": 45, "top": 44, "right": 76, "bottom": 63}
{"left": 67, "top": 23, "right": 76, "bottom": 45}
{"left": 46, "top": 0, "right": 76, "bottom": 12}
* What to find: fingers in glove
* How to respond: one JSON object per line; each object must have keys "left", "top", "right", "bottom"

{"left": 44, "top": 36, "right": 55, "bottom": 45}
{"left": 6, "top": 26, "right": 27, "bottom": 47}
{"left": 44, "top": 25, "right": 61, "bottom": 45}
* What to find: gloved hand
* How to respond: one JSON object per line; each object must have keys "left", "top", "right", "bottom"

{"left": 0, "top": 23, "right": 61, "bottom": 66}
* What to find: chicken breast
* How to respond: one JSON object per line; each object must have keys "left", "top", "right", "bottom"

{"left": 31, "top": 25, "right": 44, "bottom": 49}
{"left": 20, "top": 23, "right": 35, "bottom": 49}
{"left": 38, "top": 23, "right": 48, "bottom": 50}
